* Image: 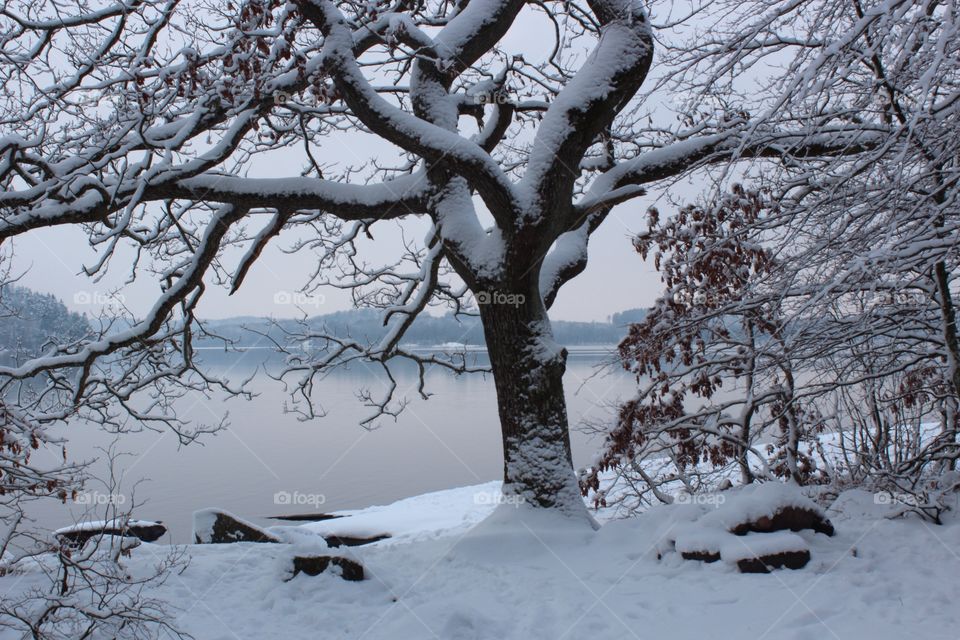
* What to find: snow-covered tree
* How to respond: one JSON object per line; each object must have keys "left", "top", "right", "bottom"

{"left": 0, "top": 286, "right": 90, "bottom": 361}
{"left": 0, "top": 0, "right": 887, "bottom": 520}
{"left": 586, "top": 0, "right": 960, "bottom": 516}
{"left": 581, "top": 187, "right": 826, "bottom": 511}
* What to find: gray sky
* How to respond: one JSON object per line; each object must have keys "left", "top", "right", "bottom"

{"left": 3, "top": 5, "right": 711, "bottom": 324}
{"left": 7, "top": 190, "right": 672, "bottom": 323}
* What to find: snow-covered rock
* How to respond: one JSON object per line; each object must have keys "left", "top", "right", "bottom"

{"left": 699, "top": 482, "right": 835, "bottom": 536}
{"left": 193, "top": 508, "right": 281, "bottom": 544}
{"left": 54, "top": 519, "right": 166, "bottom": 546}
{"left": 665, "top": 483, "right": 830, "bottom": 572}
{"left": 674, "top": 524, "right": 726, "bottom": 562}
{"left": 720, "top": 531, "right": 811, "bottom": 573}
{"left": 290, "top": 555, "right": 364, "bottom": 581}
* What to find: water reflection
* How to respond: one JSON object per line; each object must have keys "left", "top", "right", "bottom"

{"left": 31, "top": 347, "right": 633, "bottom": 542}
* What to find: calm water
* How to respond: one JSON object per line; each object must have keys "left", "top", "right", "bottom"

{"left": 29, "top": 347, "right": 634, "bottom": 542}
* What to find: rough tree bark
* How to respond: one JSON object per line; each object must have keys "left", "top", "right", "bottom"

{"left": 480, "top": 288, "right": 585, "bottom": 515}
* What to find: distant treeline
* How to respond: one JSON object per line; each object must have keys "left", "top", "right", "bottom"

{"left": 200, "top": 308, "right": 649, "bottom": 348}
{"left": 0, "top": 285, "right": 648, "bottom": 356}
{"left": 0, "top": 286, "right": 89, "bottom": 360}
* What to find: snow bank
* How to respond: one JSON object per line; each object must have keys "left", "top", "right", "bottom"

{"left": 5, "top": 483, "right": 960, "bottom": 639}
{"left": 288, "top": 481, "right": 503, "bottom": 545}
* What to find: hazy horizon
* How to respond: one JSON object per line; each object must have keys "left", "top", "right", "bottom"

{"left": 4, "top": 184, "right": 693, "bottom": 323}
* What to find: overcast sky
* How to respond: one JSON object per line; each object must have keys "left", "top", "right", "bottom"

{"left": 3, "top": 4, "right": 712, "bottom": 324}
{"left": 6, "top": 186, "right": 687, "bottom": 322}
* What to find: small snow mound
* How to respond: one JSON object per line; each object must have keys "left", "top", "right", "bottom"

{"left": 826, "top": 488, "right": 927, "bottom": 521}
{"left": 440, "top": 608, "right": 502, "bottom": 640}
{"left": 455, "top": 502, "right": 595, "bottom": 563}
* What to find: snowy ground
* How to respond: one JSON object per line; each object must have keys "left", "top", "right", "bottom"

{"left": 3, "top": 482, "right": 959, "bottom": 639}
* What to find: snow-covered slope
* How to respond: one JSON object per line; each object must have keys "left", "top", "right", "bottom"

{"left": 2, "top": 484, "right": 958, "bottom": 639}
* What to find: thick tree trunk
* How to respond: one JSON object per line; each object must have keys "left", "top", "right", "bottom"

{"left": 477, "top": 290, "right": 592, "bottom": 522}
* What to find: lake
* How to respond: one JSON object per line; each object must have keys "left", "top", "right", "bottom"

{"left": 28, "top": 346, "right": 635, "bottom": 542}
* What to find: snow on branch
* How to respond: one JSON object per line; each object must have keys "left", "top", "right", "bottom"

{"left": 521, "top": 0, "right": 653, "bottom": 214}
{"left": 299, "top": 0, "right": 521, "bottom": 217}
{"left": 1, "top": 206, "right": 242, "bottom": 378}
{"left": 576, "top": 127, "right": 887, "bottom": 216}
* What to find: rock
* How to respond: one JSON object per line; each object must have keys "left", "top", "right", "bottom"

{"left": 674, "top": 526, "right": 723, "bottom": 563}
{"left": 736, "top": 549, "right": 811, "bottom": 573}
{"left": 268, "top": 513, "right": 344, "bottom": 522}
{"left": 291, "top": 555, "right": 364, "bottom": 581}
{"left": 673, "top": 485, "right": 828, "bottom": 572}
{"left": 729, "top": 505, "right": 835, "bottom": 537}
{"left": 55, "top": 520, "right": 166, "bottom": 547}
{"left": 700, "top": 483, "right": 836, "bottom": 537}
{"left": 322, "top": 533, "right": 390, "bottom": 548}
{"left": 719, "top": 531, "right": 811, "bottom": 573}
{"left": 193, "top": 509, "right": 281, "bottom": 544}
{"left": 680, "top": 550, "right": 721, "bottom": 563}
